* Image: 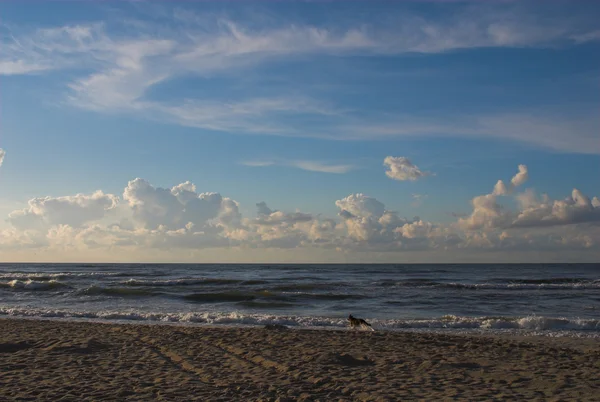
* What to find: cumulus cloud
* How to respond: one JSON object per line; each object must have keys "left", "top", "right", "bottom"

{"left": 493, "top": 164, "right": 528, "bottom": 195}
{"left": 8, "top": 191, "right": 119, "bottom": 230}
{"left": 334, "top": 193, "right": 435, "bottom": 248}
{"left": 256, "top": 202, "right": 275, "bottom": 216}
{"left": 123, "top": 178, "right": 239, "bottom": 230}
{"left": 1, "top": 167, "right": 599, "bottom": 258}
{"left": 512, "top": 189, "right": 600, "bottom": 228}
{"left": 460, "top": 165, "right": 529, "bottom": 229}
{"left": 0, "top": 149, "right": 5, "bottom": 166}
{"left": 384, "top": 157, "right": 431, "bottom": 181}
{"left": 459, "top": 164, "right": 600, "bottom": 231}
{"left": 335, "top": 193, "right": 385, "bottom": 219}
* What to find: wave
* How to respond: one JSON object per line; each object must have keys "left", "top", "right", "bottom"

{"left": 121, "top": 278, "right": 269, "bottom": 287}
{"left": 0, "top": 272, "right": 126, "bottom": 281}
{"left": 236, "top": 301, "right": 298, "bottom": 309}
{"left": 290, "top": 293, "right": 368, "bottom": 300}
{"left": 374, "top": 279, "right": 600, "bottom": 290}
{"left": 182, "top": 290, "right": 365, "bottom": 304}
{"left": 77, "top": 286, "right": 161, "bottom": 297}
{"left": 271, "top": 283, "right": 336, "bottom": 292}
{"left": 0, "top": 308, "right": 598, "bottom": 334}
{"left": 0, "top": 279, "right": 70, "bottom": 291}
{"left": 183, "top": 292, "right": 258, "bottom": 303}
{"left": 494, "top": 277, "right": 599, "bottom": 284}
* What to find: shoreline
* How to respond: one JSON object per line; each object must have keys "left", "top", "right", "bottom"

{"left": 2, "top": 313, "right": 599, "bottom": 339}
{"left": 1, "top": 318, "right": 599, "bottom": 400}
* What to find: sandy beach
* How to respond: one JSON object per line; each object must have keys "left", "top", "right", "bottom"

{"left": 1, "top": 319, "right": 599, "bottom": 401}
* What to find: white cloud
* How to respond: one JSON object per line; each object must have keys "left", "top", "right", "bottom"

{"left": 384, "top": 156, "right": 431, "bottom": 181}
{"left": 8, "top": 191, "right": 119, "bottom": 230}
{"left": 460, "top": 164, "right": 529, "bottom": 229}
{"left": 243, "top": 159, "right": 354, "bottom": 174}
{"left": 335, "top": 193, "right": 385, "bottom": 219}
{"left": 512, "top": 189, "right": 600, "bottom": 228}
{"left": 0, "top": 60, "right": 50, "bottom": 75}
{"left": 123, "top": 178, "right": 239, "bottom": 230}
{"left": 291, "top": 161, "right": 354, "bottom": 174}
{"left": 0, "top": 149, "right": 5, "bottom": 167}
{"left": 459, "top": 164, "right": 600, "bottom": 231}
{"left": 492, "top": 164, "right": 528, "bottom": 195}
{"left": 1, "top": 167, "right": 599, "bottom": 259}
{"left": 347, "top": 113, "right": 600, "bottom": 155}
{"left": 2, "top": 10, "right": 599, "bottom": 153}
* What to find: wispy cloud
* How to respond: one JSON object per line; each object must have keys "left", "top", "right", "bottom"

{"left": 1, "top": 4, "right": 599, "bottom": 154}
{"left": 412, "top": 194, "right": 428, "bottom": 207}
{"left": 242, "top": 159, "right": 355, "bottom": 174}
{"left": 291, "top": 161, "right": 355, "bottom": 174}
{"left": 240, "top": 160, "right": 275, "bottom": 167}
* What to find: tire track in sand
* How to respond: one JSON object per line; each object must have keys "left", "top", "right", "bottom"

{"left": 109, "top": 327, "right": 217, "bottom": 387}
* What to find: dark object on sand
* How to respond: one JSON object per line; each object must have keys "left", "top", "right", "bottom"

{"left": 348, "top": 314, "right": 374, "bottom": 331}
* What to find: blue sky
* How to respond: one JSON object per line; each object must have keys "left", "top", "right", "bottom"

{"left": 0, "top": 0, "right": 598, "bottom": 262}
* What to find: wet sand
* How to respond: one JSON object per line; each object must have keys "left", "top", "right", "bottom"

{"left": 1, "top": 318, "right": 599, "bottom": 401}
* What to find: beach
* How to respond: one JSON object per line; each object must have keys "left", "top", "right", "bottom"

{"left": 1, "top": 319, "right": 599, "bottom": 401}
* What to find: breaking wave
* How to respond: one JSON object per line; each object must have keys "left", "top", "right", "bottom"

{"left": 0, "top": 308, "right": 598, "bottom": 335}
{"left": 0, "top": 279, "right": 70, "bottom": 291}
{"left": 0, "top": 272, "right": 126, "bottom": 281}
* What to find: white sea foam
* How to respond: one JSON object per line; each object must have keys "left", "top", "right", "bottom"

{"left": 122, "top": 278, "right": 223, "bottom": 286}
{"left": 0, "top": 272, "right": 124, "bottom": 280}
{"left": 0, "top": 308, "right": 598, "bottom": 335}
{"left": 0, "top": 279, "right": 69, "bottom": 290}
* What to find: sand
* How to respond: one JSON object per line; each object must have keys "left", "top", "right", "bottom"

{"left": 1, "top": 319, "right": 599, "bottom": 401}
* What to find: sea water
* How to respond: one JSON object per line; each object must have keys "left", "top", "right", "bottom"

{"left": 1, "top": 263, "right": 598, "bottom": 337}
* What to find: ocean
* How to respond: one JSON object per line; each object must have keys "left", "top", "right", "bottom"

{"left": 1, "top": 263, "right": 598, "bottom": 337}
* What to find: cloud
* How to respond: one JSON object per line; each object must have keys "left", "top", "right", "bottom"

{"left": 0, "top": 149, "right": 5, "bottom": 167}
{"left": 384, "top": 156, "right": 431, "bottom": 181}
{"left": 2, "top": 8, "right": 599, "bottom": 153}
{"left": 346, "top": 112, "right": 600, "bottom": 154}
{"left": 242, "top": 159, "right": 354, "bottom": 174}
{"left": 8, "top": 191, "right": 119, "bottom": 230}
{"left": 512, "top": 189, "right": 600, "bottom": 228}
{"left": 335, "top": 193, "right": 385, "bottom": 219}
{"left": 291, "top": 161, "right": 354, "bottom": 174}
{"left": 571, "top": 30, "right": 600, "bottom": 44}
{"left": 256, "top": 202, "right": 275, "bottom": 216}
{"left": 242, "top": 161, "right": 275, "bottom": 167}
{"left": 459, "top": 164, "right": 600, "bottom": 230}
{"left": 1, "top": 166, "right": 599, "bottom": 258}
{"left": 459, "top": 164, "right": 529, "bottom": 230}
{"left": 411, "top": 194, "right": 428, "bottom": 207}
{"left": 123, "top": 178, "right": 239, "bottom": 230}
{"left": 334, "top": 193, "right": 430, "bottom": 246}
{"left": 0, "top": 60, "right": 50, "bottom": 75}
{"left": 492, "top": 164, "right": 528, "bottom": 195}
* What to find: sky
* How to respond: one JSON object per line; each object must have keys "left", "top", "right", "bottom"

{"left": 0, "top": 0, "right": 599, "bottom": 263}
